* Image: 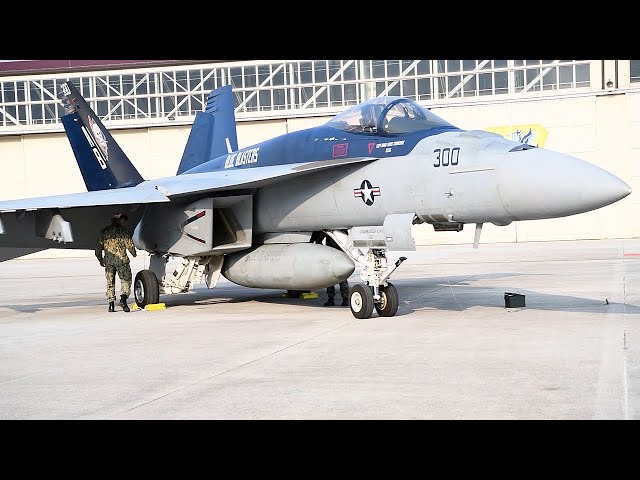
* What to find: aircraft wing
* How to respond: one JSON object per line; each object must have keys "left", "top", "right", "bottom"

{"left": 0, "top": 186, "right": 170, "bottom": 212}
{"left": 0, "top": 247, "right": 47, "bottom": 262}
{"left": 0, "top": 156, "right": 377, "bottom": 254}
{"left": 155, "top": 157, "right": 377, "bottom": 198}
{"left": 0, "top": 156, "right": 376, "bottom": 212}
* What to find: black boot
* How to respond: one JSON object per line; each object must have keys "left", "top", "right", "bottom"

{"left": 324, "top": 298, "right": 335, "bottom": 307}
{"left": 341, "top": 297, "right": 349, "bottom": 307}
{"left": 108, "top": 301, "right": 115, "bottom": 312}
{"left": 120, "top": 295, "right": 130, "bottom": 313}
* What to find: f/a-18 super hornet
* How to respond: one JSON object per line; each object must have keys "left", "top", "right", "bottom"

{"left": 0, "top": 81, "right": 632, "bottom": 318}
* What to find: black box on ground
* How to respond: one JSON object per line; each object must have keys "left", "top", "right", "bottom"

{"left": 504, "top": 292, "right": 525, "bottom": 308}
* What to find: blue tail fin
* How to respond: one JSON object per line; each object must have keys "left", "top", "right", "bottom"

{"left": 58, "top": 81, "right": 145, "bottom": 191}
{"left": 176, "top": 85, "right": 238, "bottom": 175}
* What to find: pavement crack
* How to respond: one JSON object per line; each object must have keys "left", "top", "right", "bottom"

{"left": 113, "top": 320, "right": 360, "bottom": 417}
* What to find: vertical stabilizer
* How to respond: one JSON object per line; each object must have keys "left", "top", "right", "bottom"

{"left": 58, "top": 81, "right": 145, "bottom": 191}
{"left": 176, "top": 85, "right": 238, "bottom": 175}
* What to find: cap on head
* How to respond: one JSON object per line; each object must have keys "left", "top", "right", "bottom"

{"left": 111, "top": 212, "right": 128, "bottom": 222}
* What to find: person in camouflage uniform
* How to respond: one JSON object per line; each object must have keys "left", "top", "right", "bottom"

{"left": 95, "top": 213, "right": 137, "bottom": 312}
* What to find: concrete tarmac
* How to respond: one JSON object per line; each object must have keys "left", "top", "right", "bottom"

{"left": 0, "top": 238, "right": 639, "bottom": 420}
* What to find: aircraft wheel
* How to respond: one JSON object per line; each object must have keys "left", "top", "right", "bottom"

{"left": 134, "top": 269, "right": 159, "bottom": 308}
{"left": 375, "top": 282, "right": 399, "bottom": 317}
{"left": 349, "top": 283, "right": 374, "bottom": 319}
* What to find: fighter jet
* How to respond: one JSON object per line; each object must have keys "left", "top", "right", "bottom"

{"left": 0, "top": 81, "right": 632, "bottom": 318}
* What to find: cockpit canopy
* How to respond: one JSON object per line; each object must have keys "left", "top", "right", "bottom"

{"left": 324, "top": 96, "right": 456, "bottom": 134}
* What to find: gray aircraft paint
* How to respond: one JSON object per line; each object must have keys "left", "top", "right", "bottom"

{"left": 222, "top": 243, "right": 355, "bottom": 290}
{"left": 252, "top": 132, "right": 629, "bottom": 233}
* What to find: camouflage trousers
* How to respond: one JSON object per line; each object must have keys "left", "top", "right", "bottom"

{"left": 327, "top": 280, "right": 349, "bottom": 299}
{"left": 104, "top": 263, "right": 132, "bottom": 301}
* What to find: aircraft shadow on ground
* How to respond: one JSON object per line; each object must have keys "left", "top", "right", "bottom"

{"left": 0, "top": 298, "right": 110, "bottom": 314}
{"left": 158, "top": 272, "right": 640, "bottom": 317}
{"left": 390, "top": 277, "right": 640, "bottom": 315}
{"left": 1, "top": 272, "right": 636, "bottom": 316}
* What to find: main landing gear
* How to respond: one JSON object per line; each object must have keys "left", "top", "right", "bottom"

{"left": 133, "top": 270, "right": 159, "bottom": 308}
{"left": 133, "top": 254, "right": 223, "bottom": 308}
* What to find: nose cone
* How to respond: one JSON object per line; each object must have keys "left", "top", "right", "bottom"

{"left": 497, "top": 149, "right": 631, "bottom": 220}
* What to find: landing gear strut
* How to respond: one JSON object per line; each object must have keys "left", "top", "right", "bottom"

{"left": 326, "top": 230, "right": 407, "bottom": 319}
{"left": 349, "top": 248, "right": 406, "bottom": 318}
{"left": 133, "top": 254, "right": 223, "bottom": 308}
{"left": 348, "top": 282, "right": 400, "bottom": 319}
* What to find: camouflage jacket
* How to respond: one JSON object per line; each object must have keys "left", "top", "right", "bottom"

{"left": 95, "top": 223, "right": 136, "bottom": 266}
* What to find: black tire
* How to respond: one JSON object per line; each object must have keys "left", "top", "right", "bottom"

{"left": 349, "top": 283, "right": 374, "bottom": 319}
{"left": 375, "top": 282, "right": 399, "bottom": 317}
{"left": 134, "top": 270, "right": 159, "bottom": 308}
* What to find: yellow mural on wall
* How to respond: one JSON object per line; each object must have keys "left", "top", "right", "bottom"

{"left": 484, "top": 124, "right": 548, "bottom": 147}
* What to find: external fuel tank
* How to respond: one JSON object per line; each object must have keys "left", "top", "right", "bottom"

{"left": 221, "top": 243, "right": 355, "bottom": 290}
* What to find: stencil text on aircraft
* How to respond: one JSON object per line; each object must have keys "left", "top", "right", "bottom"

{"left": 433, "top": 147, "right": 460, "bottom": 167}
{"left": 225, "top": 147, "right": 260, "bottom": 168}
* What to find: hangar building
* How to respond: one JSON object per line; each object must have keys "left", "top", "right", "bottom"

{"left": 0, "top": 60, "right": 637, "bottom": 257}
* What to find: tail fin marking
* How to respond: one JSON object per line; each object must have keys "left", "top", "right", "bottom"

{"left": 58, "top": 81, "right": 145, "bottom": 191}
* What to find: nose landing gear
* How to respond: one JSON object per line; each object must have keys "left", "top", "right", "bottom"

{"left": 347, "top": 248, "right": 406, "bottom": 319}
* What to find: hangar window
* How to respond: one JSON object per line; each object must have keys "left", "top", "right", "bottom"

{"left": 314, "top": 61, "right": 327, "bottom": 83}
{"left": 387, "top": 61, "right": 401, "bottom": 77}
{"left": 244, "top": 66, "right": 257, "bottom": 88}
{"left": 258, "top": 89, "right": 270, "bottom": 111}
{"left": 136, "top": 98, "right": 150, "bottom": 117}
{"left": 123, "top": 98, "right": 136, "bottom": 119}
{"left": 274, "top": 89, "right": 286, "bottom": 109}
{"left": 329, "top": 84, "right": 343, "bottom": 107}
{"left": 402, "top": 60, "right": 415, "bottom": 75}
{"left": 189, "top": 70, "right": 202, "bottom": 90}
{"left": 4, "top": 82, "right": 15, "bottom": 102}
{"left": 135, "top": 75, "right": 149, "bottom": 95}
{"left": 122, "top": 75, "right": 134, "bottom": 94}
{"left": 230, "top": 67, "right": 243, "bottom": 89}
{"left": 244, "top": 91, "right": 258, "bottom": 113}
{"left": 29, "top": 81, "right": 42, "bottom": 102}
{"left": 403, "top": 79, "right": 416, "bottom": 98}
{"left": 631, "top": 60, "right": 640, "bottom": 83}
{"left": 328, "top": 60, "right": 342, "bottom": 80}
{"left": 31, "top": 103, "right": 43, "bottom": 123}
{"left": 96, "top": 99, "right": 108, "bottom": 118}
{"left": 417, "top": 78, "right": 432, "bottom": 101}
{"left": 109, "top": 99, "right": 123, "bottom": 120}
{"left": 417, "top": 60, "right": 430, "bottom": 75}
{"left": 176, "top": 72, "right": 188, "bottom": 91}
{"left": 202, "top": 70, "right": 216, "bottom": 92}
{"left": 316, "top": 89, "right": 328, "bottom": 108}
{"left": 0, "top": 59, "right": 600, "bottom": 133}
